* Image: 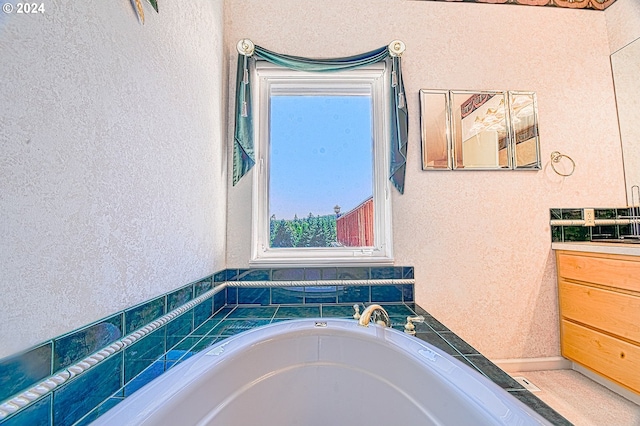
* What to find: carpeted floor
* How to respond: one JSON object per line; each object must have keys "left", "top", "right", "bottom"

{"left": 511, "top": 370, "right": 640, "bottom": 426}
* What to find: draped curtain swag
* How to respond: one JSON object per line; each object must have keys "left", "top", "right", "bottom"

{"left": 232, "top": 40, "right": 408, "bottom": 194}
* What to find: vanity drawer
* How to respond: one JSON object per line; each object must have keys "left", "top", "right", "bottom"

{"left": 559, "top": 280, "right": 640, "bottom": 344}
{"left": 561, "top": 320, "right": 640, "bottom": 394}
{"left": 556, "top": 252, "right": 640, "bottom": 293}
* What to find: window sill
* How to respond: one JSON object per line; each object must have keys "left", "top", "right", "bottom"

{"left": 248, "top": 255, "right": 394, "bottom": 269}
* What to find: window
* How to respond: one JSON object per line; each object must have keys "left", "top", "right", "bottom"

{"left": 250, "top": 62, "right": 393, "bottom": 266}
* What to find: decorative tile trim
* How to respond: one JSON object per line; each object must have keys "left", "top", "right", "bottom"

{"left": 426, "top": 0, "right": 617, "bottom": 11}
{"left": 228, "top": 279, "right": 415, "bottom": 287}
{"left": 550, "top": 218, "right": 636, "bottom": 226}
{"left": 0, "top": 284, "right": 227, "bottom": 422}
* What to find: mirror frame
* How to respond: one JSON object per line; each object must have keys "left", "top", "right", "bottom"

{"left": 420, "top": 89, "right": 541, "bottom": 171}
{"left": 419, "top": 89, "right": 451, "bottom": 170}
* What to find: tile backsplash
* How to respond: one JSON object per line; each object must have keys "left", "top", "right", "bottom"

{"left": 550, "top": 207, "right": 636, "bottom": 242}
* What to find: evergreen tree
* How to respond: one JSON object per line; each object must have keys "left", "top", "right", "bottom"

{"left": 268, "top": 214, "right": 338, "bottom": 248}
{"left": 271, "top": 219, "right": 294, "bottom": 247}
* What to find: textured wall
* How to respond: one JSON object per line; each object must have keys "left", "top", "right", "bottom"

{"left": 224, "top": 0, "right": 625, "bottom": 360}
{"left": 0, "top": 0, "right": 227, "bottom": 358}
{"left": 605, "top": 0, "right": 640, "bottom": 53}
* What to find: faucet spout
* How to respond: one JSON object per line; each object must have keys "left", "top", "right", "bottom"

{"left": 358, "top": 304, "right": 391, "bottom": 327}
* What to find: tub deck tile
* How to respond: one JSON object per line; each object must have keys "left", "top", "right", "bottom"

{"left": 380, "top": 303, "right": 415, "bottom": 317}
{"left": 74, "top": 397, "right": 123, "bottom": 426}
{"left": 452, "top": 355, "right": 484, "bottom": 374}
{"left": 124, "top": 361, "right": 164, "bottom": 397}
{"left": 415, "top": 332, "right": 460, "bottom": 356}
{"left": 191, "top": 336, "right": 219, "bottom": 352}
{"left": 463, "top": 355, "right": 525, "bottom": 391}
{"left": 210, "top": 319, "right": 271, "bottom": 336}
{"left": 438, "top": 332, "right": 480, "bottom": 355}
{"left": 73, "top": 300, "right": 569, "bottom": 426}
{"left": 211, "top": 306, "right": 234, "bottom": 319}
{"left": 191, "top": 319, "right": 222, "bottom": 336}
{"left": 320, "top": 304, "right": 356, "bottom": 318}
{"left": 227, "top": 306, "right": 277, "bottom": 319}
{"left": 274, "top": 306, "right": 321, "bottom": 318}
{"left": 508, "top": 390, "right": 573, "bottom": 426}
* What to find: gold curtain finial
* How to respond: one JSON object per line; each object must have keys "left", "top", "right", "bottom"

{"left": 134, "top": 0, "right": 145, "bottom": 24}
{"left": 388, "top": 40, "right": 405, "bottom": 57}
{"left": 237, "top": 39, "right": 255, "bottom": 56}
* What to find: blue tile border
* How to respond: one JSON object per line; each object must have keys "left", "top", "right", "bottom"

{"left": 237, "top": 287, "right": 270, "bottom": 305}
{"left": 0, "top": 267, "right": 416, "bottom": 425}
{"left": 1, "top": 394, "right": 51, "bottom": 426}
{"left": 125, "top": 296, "right": 165, "bottom": 335}
{"left": 0, "top": 342, "right": 52, "bottom": 403}
{"left": 271, "top": 287, "right": 305, "bottom": 304}
{"left": 0, "top": 274, "right": 221, "bottom": 423}
{"left": 167, "top": 286, "right": 193, "bottom": 311}
{"left": 272, "top": 268, "right": 304, "bottom": 281}
{"left": 53, "top": 314, "right": 122, "bottom": 372}
{"left": 52, "top": 352, "right": 123, "bottom": 426}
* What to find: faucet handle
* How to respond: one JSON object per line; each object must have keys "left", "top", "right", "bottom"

{"left": 353, "top": 304, "right": 361, "bottom": 320}
{"left": 404, "top": 315, "right": 425, "bottom": 335}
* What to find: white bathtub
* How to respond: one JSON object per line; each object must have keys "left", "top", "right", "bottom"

{"left": 94, "top": 319, "right": 552, "bottom": 426}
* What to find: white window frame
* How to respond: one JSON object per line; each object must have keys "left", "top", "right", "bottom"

{"left": 250, "top": 61, "right": 393, "bottom": 267}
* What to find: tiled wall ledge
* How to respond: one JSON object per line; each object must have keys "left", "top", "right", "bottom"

{"left": 231, "top": 279, "right": 414, "bottom": 286}
{"left": 550, "top": 207, "right": 640, "bottom": 242}
{"left": 0, "top": 266, "right": 414, "bottom": 425}
{"left": 0, "top": 285, "right": 226, "bottom": 422}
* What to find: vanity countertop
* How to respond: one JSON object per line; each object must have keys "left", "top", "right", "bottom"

{"left": 552, "top": 241, "right": 640, "bottom": 256}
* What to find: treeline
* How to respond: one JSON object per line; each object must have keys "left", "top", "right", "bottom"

{"left": 270, "top": 214, "right": 338, "bottom": 248}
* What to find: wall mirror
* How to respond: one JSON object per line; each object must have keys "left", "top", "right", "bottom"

{"left": 611, "top": 36, "right": 640, "bottom": 204}
{"left": 420, "top": 89, "right": 540, "bottom": 170}
{"left": 419, "top": 90, "right": 451, "bottom": 169}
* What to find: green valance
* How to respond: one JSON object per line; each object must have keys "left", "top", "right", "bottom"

{"left": 233, "top": 40, "right": 408, "bottom": 194}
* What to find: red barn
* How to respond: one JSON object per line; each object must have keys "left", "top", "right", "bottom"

{"left": 336, "top": 197, "right": 373, "bottom": 247}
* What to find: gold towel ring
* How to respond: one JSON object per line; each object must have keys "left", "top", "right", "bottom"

{"left": 550, "top": 151, "right": 575, "bottom": 177}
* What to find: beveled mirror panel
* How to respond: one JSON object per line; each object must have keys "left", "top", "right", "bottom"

{"left": 452, "top": 91, "right": 510, "bottom": 169}
{"left": 420, "top": 89, "right": 541, "bottom": 171}
{"left": 510, "top": 91, "right": 540, "bottom": 169}
{"left": 611, "top": 36, "right": 640, "bottom": 204}
{"left": 419, "top": 90, "right": 450, "bottom": 170}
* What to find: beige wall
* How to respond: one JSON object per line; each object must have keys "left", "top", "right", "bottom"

{"left": 605, "top": 0, "right": 640, "bottom": 53}
{"left": 0, "top": 0, "right": 227, "bottom": 358}
{"left": 224, "top": 0, "right": 625, "bottom": 359}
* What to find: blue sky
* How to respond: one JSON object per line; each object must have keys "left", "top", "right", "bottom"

{"left": 269, "top": 95, "right": 373, "bottom": 220}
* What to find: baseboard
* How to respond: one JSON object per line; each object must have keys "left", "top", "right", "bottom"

{"left": 572, "top": 363, "right": 640, "bottom": 406}
{"left": 493, "top": 356, "right": 572, "bottom": 373}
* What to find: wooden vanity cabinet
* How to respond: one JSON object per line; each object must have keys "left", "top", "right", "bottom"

{"left": 556, "top": 250, "right": 640, "bottom": 395}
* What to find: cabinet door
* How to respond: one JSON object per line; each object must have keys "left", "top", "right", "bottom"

{"left": 559, "top": 280, "right": 640, "bottom": 344}
{"left": 556, "top": 252, "right": 640, "bottom": 293}
{"left": 561, "top": 320, "right": 640, "bottom": 394}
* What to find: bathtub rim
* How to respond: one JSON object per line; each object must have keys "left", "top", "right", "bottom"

{"left": 93, "top": 318, "right": 552, "bottom": 426}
